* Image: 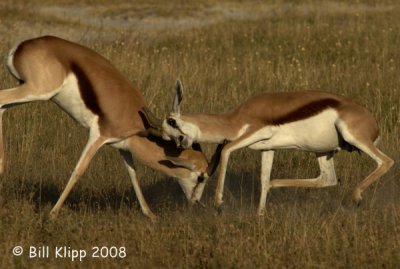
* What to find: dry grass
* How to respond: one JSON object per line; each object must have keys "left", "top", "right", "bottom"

{"left": 0, "top": 0, "right": 399, "bottom": 268}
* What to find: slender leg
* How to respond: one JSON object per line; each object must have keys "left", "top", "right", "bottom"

{"left": 350, "top": 143, "right": 394, "bottom": 205}
{"left": 258, "top": 150, "right": 274, "bottom": 216}
{"left": 270, "top": 152, "right": 337, "bottom": 188}
{"left": 336, "top": 120, "right": 394, "bottom": 205}
{"left": 214, "top": 130, "right": 269, "bottom": 210}
{"left": 214, "top": 148, "right": 229, "bottom": 210}
{"left": 119, "top": 149, "right": 156, "bottom": 221}
{"left": 0, "top": 85, "right": 59, "bottom": 174}
{"left": 0, "top": 84, "right": 58, "bottom": 108}
{"left": 49, "top": 131, "right": 107, "bottom": 218}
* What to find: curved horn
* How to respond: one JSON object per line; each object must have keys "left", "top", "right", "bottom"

{"left": 136, "top": 127, "right": 163, "bottom": 138}
{"left": 137, "top": 107, "right": 163, "bottom": 137}
{"left": 141, "top": 107, "right": 163, "bottom": 128}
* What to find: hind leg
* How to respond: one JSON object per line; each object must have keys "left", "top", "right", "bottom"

{"left": 337, "top": 122, "right": 394, "bottom": 205}
{"left": 0, "top": 83, "right": 58, "bottom": 107}
{"left": 0, "top": 84, "right": 60, "bottom": 174}
{"left": 351, "top": 143, "right": 393, "bottom": 205}
{"left": 270, "top": 151, "right": 337, "bottom": 188}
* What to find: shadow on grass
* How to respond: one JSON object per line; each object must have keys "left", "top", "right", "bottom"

{"left": 9, "top": 161, "right": 400, "bottom": 217}
{"left": 12, "top": 170, "right": 260, "bottom": 215}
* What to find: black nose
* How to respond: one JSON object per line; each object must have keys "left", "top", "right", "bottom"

{"left": 197, "top": 175, "right": 205, "bottom": 183}
{"left": 178, "top": 135, "right": 184, "bottom": 143}
{"left": 167, "top": 118, "right": 178, "bottom": 128}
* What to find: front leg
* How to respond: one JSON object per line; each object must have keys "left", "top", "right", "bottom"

{"left": 119, "top": 149, "right": 156, "bottom": 221}
{"left": 258, "top": 150, "right": 275, "bottom": 216}
{"left": 214, "top": 146, "right": 230, "bottom": 210}
{"left": 50, "top": 131, "right": 107, "bottom": 218}
{"left": 214, "top": 130, "right": 266, "bottom": 211}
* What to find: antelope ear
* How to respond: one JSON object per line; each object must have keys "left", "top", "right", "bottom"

{"left": 172, "top": 79, "right": 183, "bottom": 115}
{"left": 165, "top": 156, "right": 196, "bottom": 171}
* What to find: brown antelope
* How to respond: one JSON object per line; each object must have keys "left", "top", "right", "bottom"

{"left": 152, "top": 80, "right": 394, "bottom": 215}
{"left": 0, "top": 36, "right": 221, "bottom": 221}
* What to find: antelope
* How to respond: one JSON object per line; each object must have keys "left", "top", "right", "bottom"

{"left": 0, "top": 36, "right": 222, "bottom": 221}
{"left": 152, "top": 80, "right": 394, "bottom": 215}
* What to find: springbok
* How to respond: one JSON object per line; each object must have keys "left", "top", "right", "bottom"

{"left": 0, "top": 36, "right": 221, "bottom": 221}
{"left": 152, "top": 80, "right": 394, "bottom": 215}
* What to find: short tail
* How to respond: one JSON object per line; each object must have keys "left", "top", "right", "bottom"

{"left": 6, "top": 42, "right": 23, "bottom": 82}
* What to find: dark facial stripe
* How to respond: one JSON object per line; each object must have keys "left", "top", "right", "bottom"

{"left": 167, "top": 118, "right": 178, "bottom": 128}
{"left": 70, "top": 63, "right": 103, "bottom": 117}
{"left": 271, "top": 98, "right": 341, "bottom": 125}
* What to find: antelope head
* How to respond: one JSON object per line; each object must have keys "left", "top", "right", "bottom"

{"left": 138, "top": 97, "right": 222, "bottom": 203}
{"left": 161, "top": 79, "right": 201, "bottom": 149}
{"left": 163, "top": 141, "right": 225, "bottom": 203}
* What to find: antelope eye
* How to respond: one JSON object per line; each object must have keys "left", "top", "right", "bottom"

{"left": 167, "top": 118, "right": 178, "bottom": 128}
{"left": 197, "top": 175, "right": 205, "bottom": 183}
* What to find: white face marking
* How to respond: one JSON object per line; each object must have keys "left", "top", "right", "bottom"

{"left": 52, "top": 73, "right": 97, "bottom": 129}
{"left": 249, "top": 109, "right": 341, "bottom": 152}
{"left": 161, "top": 116, "right": 181, "bottom": 141}
{"left": 162, "top": 115, "right": 200, "bottom": 148}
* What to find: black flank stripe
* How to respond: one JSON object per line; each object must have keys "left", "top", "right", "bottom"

{"left": 71, "top": 63, "right": 103, "bottom": 117}
{"left": 272, "top": 99, "right": 341, "bottom": 125}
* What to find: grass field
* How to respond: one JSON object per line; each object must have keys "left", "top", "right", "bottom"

{"left": 0, "top": 1, "right": 399, "bottom": 268}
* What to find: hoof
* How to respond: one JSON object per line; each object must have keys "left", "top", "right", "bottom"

{"left": 341, "top": 193, "right": 354, "bottom": 210}
{"left": 148, "top": 214, "right": 157, "bottom": 223}
{"left": 215, "top": 204, "right": 224, "bottom": 215}
{"left": 352, "top": 189, "right": 362, "bottom": 208}
{"left": 354, "top": 198, "right": 362, "bottom": 208}
{"left": 49, "top": 210, "right": 58, "bottom": 221}
{"left": 257, "top": 209, "right": 265, "bottom": 217}
{"left": 145, "top": 211, "right": 157, "bottom": 222}
{"left": 195, "top": 200, "right": 206, "bottom": 208}
{"left": 188, "top": 201, "right": 207, "bottom": 215}
{"left": 341, "top": 191, "right": 363, "bottom": 211}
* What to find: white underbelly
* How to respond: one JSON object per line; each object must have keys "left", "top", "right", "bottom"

{"left": 51, "top": 73, "right": 97, "bottom": 129}
{"left": 249, "top": 109, "right": 341, "bottom": 152}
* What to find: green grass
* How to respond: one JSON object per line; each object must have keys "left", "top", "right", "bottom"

{"left": 0, "top": 1, "right": 399, "bottom": 268}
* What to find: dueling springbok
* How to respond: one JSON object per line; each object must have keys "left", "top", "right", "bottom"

{"left": 153, "top": 80, "right": 394, "bottom": 215}
{"left": 0, "top": 36, "right": 221, "bottom": 221}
